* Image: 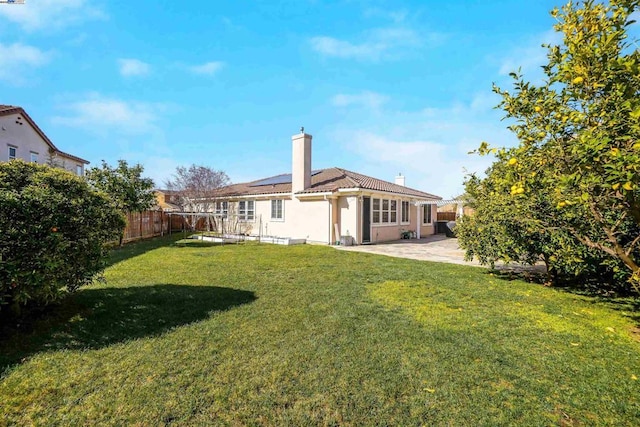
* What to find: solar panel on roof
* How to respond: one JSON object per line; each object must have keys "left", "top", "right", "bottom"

{"left": 249, "top": 170, "right": 322, "bottom": 187}
{"left": 250, "top": 174, "right": 292, "bottom": 186}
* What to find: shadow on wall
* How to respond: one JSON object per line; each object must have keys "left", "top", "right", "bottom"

{"left": 0, "top": 284, "right": 256, "bottom": 373}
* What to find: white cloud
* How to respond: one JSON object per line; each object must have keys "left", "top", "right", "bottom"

{"left": 118, "top": 58, "right": 150, "bottom": 77}
{"left": 188, "top": 61, "right": 224, "bottom": 75}
{"left": 310, "top": 36, "right": 379, "bottom": 60}
{"left": 341, "top": 131, "right": 495, "bottom": 199}
{"left": 0, "top": 42, "right": 51, "bottom": 84}
{"left": 498, "top": 30, "right": 563, "bottom": 78}
{"left": 332, "top": 91, "right": 388, "bottom": 109}
{"left": 331, "top": 93, "right": 516, "bottom": 198}
{"left": 52, "top": 94, "right": 165, "bottom": 135}
{"left": 363, "top": 8, "right": 408, "bottom": 24}
{"left": 310, "top": 27, "right": 431, "bottom": 61}
{"left": 0, "top": 0, "right": 106, "bottom": 32}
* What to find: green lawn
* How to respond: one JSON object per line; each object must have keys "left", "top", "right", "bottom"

{"left": 1, "top": 236, "right": 639, "bottom": 426}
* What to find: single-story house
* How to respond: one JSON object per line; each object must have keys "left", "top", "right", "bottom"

{"left": 215, "top": 131, "right": 442, "bottom": 245}
{"left": 0, "top": 104, "right": 89, "bottom": 175}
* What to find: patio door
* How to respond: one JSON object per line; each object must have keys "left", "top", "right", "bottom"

{"left": 362, "top": 197, "right": 371, "bottom": 243}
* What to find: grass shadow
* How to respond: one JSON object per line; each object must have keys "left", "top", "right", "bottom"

{"left": 105, "top": 233, "right": 189, "bottom": 267}
{"left": 173, "top": 239, "right": 225, "bottom": 248}
{"left": 0, "top": 284, "right": 256, "bottom": 373}
{"left": 485, "top": 267, "right": 547, "bottom": 284}
{"left": 484, "top": 268, "right": 640, "bottom": 328}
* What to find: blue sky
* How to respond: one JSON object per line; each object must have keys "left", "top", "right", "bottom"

{"left": 0, "top": 0, "right": 593, "bottom": 197}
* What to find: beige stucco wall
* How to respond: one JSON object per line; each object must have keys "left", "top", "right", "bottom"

{"left": 292, "top": 133, "right": 312, "bottom": 193}
{"left": 226, "top": 194, "right": 438, "bottom": 245}
{"left": 365, "top": 197, "right": 437, "bottom": 243}
{"left": 250, "top": 197, "right": 331, "bottom": 244}
{"left": 337, "top": 195, "right": 359, "bottom": 243}
{"left": 369, "top": 205, "right": 428, "bottom": 242}
{"left": 0, "top": 113, "right": 85, "bottom": 175}
{"left": 418, "top": 204, "right": 437, "bottom": 237}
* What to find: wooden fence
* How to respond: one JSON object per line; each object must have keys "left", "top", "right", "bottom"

{"left": 436, "top": 211, "right": 457, "bottom": 222}
{"left": 122, "top": 211, "right": 185, "bottom": 243}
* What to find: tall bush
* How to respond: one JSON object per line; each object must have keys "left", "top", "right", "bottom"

{"left": 0, "top": 161, "right": 125, "bottom": 314}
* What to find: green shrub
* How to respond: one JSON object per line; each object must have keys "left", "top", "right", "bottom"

{"left": 0, "top": 161, "right": 125, "bottom": 314}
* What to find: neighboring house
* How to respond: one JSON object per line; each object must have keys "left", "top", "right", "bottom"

{"left": 0, "top": 104, "right": 88, "bottom": 175}
{"left": 154, "top": 189, "right": 182, "bottom": 212}
{"left": 215, "top": 131, "right": 442, "bottom": 245}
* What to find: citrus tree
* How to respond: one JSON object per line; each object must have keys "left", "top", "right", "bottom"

{"left": 459, "top": 0, "right": 640, "bottom": 292}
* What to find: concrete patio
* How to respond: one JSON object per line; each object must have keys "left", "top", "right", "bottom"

{"left": 333, "top": 234, "right": 479, "bottom": 266}
{"left": 334, "top": 234, "right": 547, "bottom": 274}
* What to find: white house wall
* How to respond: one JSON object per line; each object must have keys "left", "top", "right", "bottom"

{"left": 0, "top": 113, "right": 84, "bottom": 175}
{"left": 253, "top": 197, "right": 331, "bottom": 244}
{"left": 224, "top": 194, "right": 437, "bottom": 245}
{"left": 338, "top": 196, "right": 359, "bottom": 243}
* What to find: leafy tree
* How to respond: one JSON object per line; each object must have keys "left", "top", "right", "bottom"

{"left": 85, "top": 160, "right": 156, "bottom": 213}
{"left": 459, "top": 0, "right": 640, "bottom": 292}
{"left": 458, "top": 148, "right": 615, "bottom": 287}
{"left": 86, "top": 160, "right": 155, "bottom": 245}
{"left": 165, "top": 165, "right": 230, "bottom": 231}
{"left": 0, "top": 161, "right": 125, "bottom": 315}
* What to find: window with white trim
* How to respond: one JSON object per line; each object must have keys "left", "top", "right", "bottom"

{"left": 8, "top": 146, "right": 16, "bottom": 160}
{"left": 76, "top": 165, "right": 83, "bottom": 176}
{"left": 372, "top": 198, "right": 381, "bottom": 223}
{"left": 271, "top": 199, "right": 284, "bottom": 220}
{"left": 238, "top": 200, "right": 255, "bottom": 221}
{"left": 30, "top": 152, "right": 38, "bottom": 163}
{"left": 372, "top": 198, "right": 398, "bottom": 224}
{"left": 215, "top": 201, "right": 228, "bottom": 217}
{"left": 401, "top": 201, "right": 410, "bottom": 224}
{"left": 423, "top": 204, "right": 433, "bottom": 224}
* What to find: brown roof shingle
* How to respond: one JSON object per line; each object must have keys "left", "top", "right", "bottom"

{"left": 218, "top": 167, "right": 441, "bottom": 200}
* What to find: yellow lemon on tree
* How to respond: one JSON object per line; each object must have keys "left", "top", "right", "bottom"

{"left": 534, "top": 106, "right": 542, "bottom": 112}
{"left": 508, "top": 158, "right": 518, "bottom": 165}
{"left": 623, "top": 182, "right": 634, "bottom": 191}
{"left": 572, "top": 76, "right": 584, "bottom": 84}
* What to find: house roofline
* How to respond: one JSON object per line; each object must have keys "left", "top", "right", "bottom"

{"left": 0, "top": 105, "right": 90, "bottom": 164}
{"left": 53, "top": 149, "right": 90, "bottom": 165}
{"left": 336, "top": 187, "right": 442, "bottom": 200}
{"left": 216, "top": 187, "right": 442, "bottom": 201}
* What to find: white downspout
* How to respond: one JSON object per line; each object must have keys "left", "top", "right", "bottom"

{"left": 416, "top": 203, "right": 421, "bottom": 239}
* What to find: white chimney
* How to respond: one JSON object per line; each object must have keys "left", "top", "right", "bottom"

{"left": 292, "top": 129, "right": 312, "bottom": 193}
{"left": 395, "top": 173, "right": 405, "bottom": 187}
